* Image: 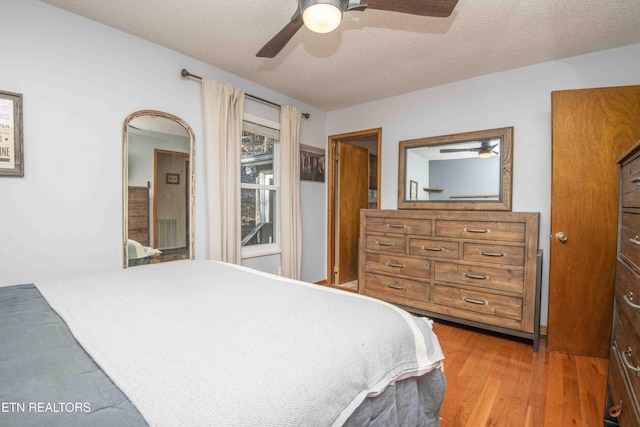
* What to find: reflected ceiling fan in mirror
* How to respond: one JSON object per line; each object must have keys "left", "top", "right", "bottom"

{"left": 256, "top": 0, "right": 459, "bottom": 58}
{"left": 440, "top": 140, "right": 501, "bottom": 158}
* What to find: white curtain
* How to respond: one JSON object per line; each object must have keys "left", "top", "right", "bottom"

{"left": 280, "top": 105, "right": 302, "bottom": 279}
{"left": 201, "top": 79, "right": 245, "bottom": 263}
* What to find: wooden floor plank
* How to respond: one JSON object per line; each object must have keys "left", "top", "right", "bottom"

{"left": 432, "top": 321, "right": 609, "bottom": 427}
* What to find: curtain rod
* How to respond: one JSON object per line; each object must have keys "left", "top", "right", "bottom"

{"left": 180, "top": 69, "right": 310, "bottom": 119}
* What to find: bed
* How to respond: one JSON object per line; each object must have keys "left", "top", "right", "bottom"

{"left": 0, "top": 260, "right": 445, "bottom": 426}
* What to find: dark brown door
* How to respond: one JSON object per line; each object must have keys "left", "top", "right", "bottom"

{"left": 548, "top": 85, "right": 640, "bottom": 356}
{"left": 336, "top": 143, "right": 369, "bottom": 285}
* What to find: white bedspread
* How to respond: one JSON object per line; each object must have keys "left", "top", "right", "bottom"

{"left": 36, "top": 260, "right": 444, "bottom": 426}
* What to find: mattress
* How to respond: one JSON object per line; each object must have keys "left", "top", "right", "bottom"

{"left": 1, "top": 260, "right": 445, "bottom": 426}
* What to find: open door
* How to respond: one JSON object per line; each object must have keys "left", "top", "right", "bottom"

{"left": 336, "top": 143, "right": 369, "bottom": 285}
{"left": 154, "top": 149, "right": 189, "bottom": 258}
{"left": 327, "top": 128, "right": 382, "bottom": 290}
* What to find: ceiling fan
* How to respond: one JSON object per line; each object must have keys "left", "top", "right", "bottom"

{"left": 256, "top": 0, "right": 459, "bottom": 58}
{"left": 440, "top": 140, "right": 500, "bottom": 158}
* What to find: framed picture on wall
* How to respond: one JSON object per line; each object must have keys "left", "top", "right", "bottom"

{"left": 0, "top": 90, "right": 24, "bottom": 177}
{"left": 300, "top": 144, "right": 325, "bottom": 182}
{"left": 166, "top": 173, "right": 180, "bottom": 184}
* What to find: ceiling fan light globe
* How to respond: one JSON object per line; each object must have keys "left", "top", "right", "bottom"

{"left": 478, "top": 151, "right": 493, "bottom": 159}
{"left": 302, "top": 3, "right": 343, "bottom": 33}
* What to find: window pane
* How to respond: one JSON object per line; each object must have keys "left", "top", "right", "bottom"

{"left": 241, "top": 188, "right": 277, "bottom": 246}
{"left": 241, "top": 130, "right": 274, "bottom": 184}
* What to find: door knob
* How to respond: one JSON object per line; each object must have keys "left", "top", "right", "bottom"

{"left": 555, "top": 232, "right": 568, "bottom": 242}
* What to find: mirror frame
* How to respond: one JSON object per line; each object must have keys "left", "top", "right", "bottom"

{"left": 122, "top": 110, "right": 195, "bottom": 268}
{"left": 398, "top": 127, "right": 513, "bottom": 211}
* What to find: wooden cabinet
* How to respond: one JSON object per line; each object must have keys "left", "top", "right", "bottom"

{"left": 605, "top": 141, "right": 640, "bottom": 426}
{"left": 358, "top": 209, "right": 542, "bottom": 350}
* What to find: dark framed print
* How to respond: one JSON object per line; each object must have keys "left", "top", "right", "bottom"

{"left": 0, "top": 91, "right": 23, "bottom": 176}
{"left": 300, "top": 144, "right": 325, "bottom": 182}
{"left": 166, "top": 173, "right": 180, "bottom": 184}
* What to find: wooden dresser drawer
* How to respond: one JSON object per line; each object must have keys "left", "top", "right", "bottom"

{"left": 365, "top": 234, "right": 406, "bottom": 254}
{"left": 621, "top": 153, "right": 640, "bottom": 208}
{"left": 363, "top": 273, "right": 430, "bottom": 303}
{"left": 435, "top": 220, "right": 525, "bottom": 242}
{"left": 433, "top": 284, "right": 522, "bottom": 321}
{"left": 608, "top": 346, "right": 640, "bottom": 426}
{"left": 614, "top": 308, "right": 640, "bottom": 399}
{"left": 364, "top": 253, "right": 431, "bottom": 278}
{"left": 365, "top": 216, "right": 432, "bottom": 235}
{"left": 615, "top": 261, "right": 640, "bottom": 330}
{"left": 409, "top": 238, "right": 459, "bottom": 259}
{"left": 620, "top": 213, "right": 640, "bottom": 272}
{"left": 434, "top": 262, "right": 524, "bottom": 293}
{"left": 462, "top": 242, "right": 525, "bottom": 266}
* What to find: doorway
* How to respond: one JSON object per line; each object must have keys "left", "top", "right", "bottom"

{"left": 154, "top": 149, "right": 190, "bottom": 262}
{"left": 327, "top": 128, "right": 382, "bottom": 291}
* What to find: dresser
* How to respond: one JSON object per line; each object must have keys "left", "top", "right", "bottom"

{"left": 358, "top": 209, "right": 542, "bottom": 350}
{"left": 605, "top": 141, "right": 640, "bottom": 425}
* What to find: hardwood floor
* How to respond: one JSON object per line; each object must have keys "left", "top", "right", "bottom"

{"left": 432, "top": 321, "right": 609, "bottom": 426}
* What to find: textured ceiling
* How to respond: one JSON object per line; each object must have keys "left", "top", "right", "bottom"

{"left": 39, "top": 0, "right": 640, "bottom": 111}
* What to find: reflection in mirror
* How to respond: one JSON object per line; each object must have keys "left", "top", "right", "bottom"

{"left": 398, "top": 127, "right": 513, "bottom": 211}
{"left": 123, "top": 110, "right": 194, "bottom": 267}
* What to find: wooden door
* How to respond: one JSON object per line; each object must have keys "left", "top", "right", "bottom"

{"left": 336, "top": 143, "right": 369, "bottom": 285}
{"left": 548, "top": 85, "right": 640, "bottom": 356}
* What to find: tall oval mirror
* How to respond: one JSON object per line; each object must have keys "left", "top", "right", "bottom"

{"left": 123, "top": 110, "right": 194, "bottom": 267}
{"left": 398, "top": 127, "right": 513, "bottom": 211}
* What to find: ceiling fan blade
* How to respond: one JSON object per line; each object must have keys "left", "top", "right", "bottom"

{"left": 440, "top": 148, "right": 475, "bottom": 153}
{"left": 256, "top": 14, "right": 304, "bottom": 58}
{"left": 362, "top": 0, "right": 459, "bottom": 17}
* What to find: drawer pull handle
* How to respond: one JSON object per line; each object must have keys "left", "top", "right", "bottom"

{"left": 386, "top": 262, "right": 406, "bottom": 268}
{"left": 462, "top": 297, "right": 488, "bottom": 305}
{"left": 479, "top": 251, "right": 507, "bottom": 257}
{"left": 631, "top": 177, "right": 640, "bottom": 186}
{"left": 464, "top": 228, "right": 491, "bottom": 234}
{"left": 608, "top": 401, "right": 623, "bottom": 418}
{"left": 463, "top": 273, "right": 490, "bottom": 280}
{"left": 376, "top": 241, "right": 394, "bottom": 247}
{"left": 629, "top": 236, "right": 640, "bottom": 245}
{"left": 386, "top": 283, "right": 405, "bottom": 290}
{"left": 422, "top": 246, "right": 445, "bottom": 252}
{"left": 624, "top": 292, "right": 640, "bottom": 310}
{"left": 621, "top": 347, "right": 640, "bottom": 374}
{"left": 386, "top": 223, "right": 406, "bottom": 229}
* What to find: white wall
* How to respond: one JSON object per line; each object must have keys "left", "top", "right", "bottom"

{"left": 327, "top": 43, "right": 640, "bottom": 324}
{"left": 0, "top": 0, "right": 327, "bottom": 286}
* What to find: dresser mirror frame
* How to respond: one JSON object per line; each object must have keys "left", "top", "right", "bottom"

{"left": 398, "top": 127, "right": 513, "bottom": 211}
{"left": 122, "top": 110, "right": 195, "bottom": 268}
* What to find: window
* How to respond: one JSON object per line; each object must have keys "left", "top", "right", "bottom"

{"left": 240, "top": 115, "right": 280, "bottom": 257}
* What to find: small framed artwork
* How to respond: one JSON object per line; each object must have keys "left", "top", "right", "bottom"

{"left": 300, "top": 144, "right": 325, "bottom": 182}
{"left": 166, "top": 173, "right": 180, "bottom": 184}
{"left": 410, "top": 180, "right": 418, "bottom": 200}
{"left": 0, "top": 91, "right": 24, "bottom": 177}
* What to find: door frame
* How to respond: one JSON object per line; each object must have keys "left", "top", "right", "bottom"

{"left": 326, "top": 128, "right": 382, "bottom": 287}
